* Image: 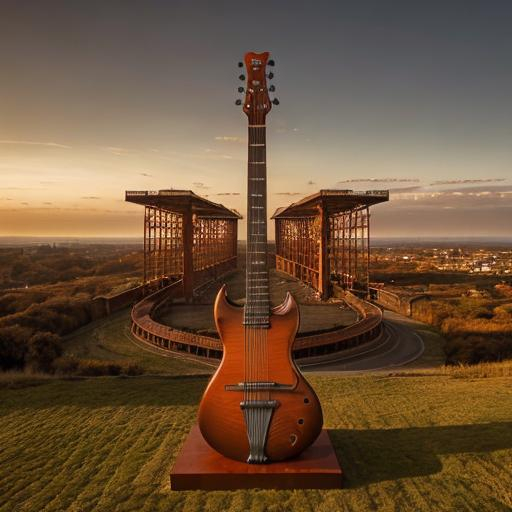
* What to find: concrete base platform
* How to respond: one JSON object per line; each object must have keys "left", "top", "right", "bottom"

{"left": 170, "top": 425, "right": 343, "bottom": 490}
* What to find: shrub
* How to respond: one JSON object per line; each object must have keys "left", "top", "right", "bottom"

{"left": 26, "top": 332, "right": 63, "bottom": 373}
{"left": 445, "top": 334, "right": 512, "bottom": 365}
{"left": 53, "top": 357, "right": 144, "bottom": 377}
{"left": 53, "top": 356, "right": 80, "bottom": 374}
{"left": 0, "top": 325, "right": 32, "bottom": 370}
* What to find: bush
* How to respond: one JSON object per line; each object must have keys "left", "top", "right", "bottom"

{"left": 53, "top": 357, "right": 144, "bottom": 377}
{"left": 445, "top": 334, "right": 512, "bottom": 365}
{"left": 53, "top": 356, "right": 80, "bottom": 374}
{"left": 0, "top": 325, "right": 32, "bottom": 370}
{"left": 26, "top": 332, "right": 63, "bottom": 373}
{"left": 0, "top": 296, "right": 92, "bottom": 336}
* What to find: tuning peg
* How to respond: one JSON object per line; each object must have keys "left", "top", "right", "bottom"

{"left": 268, "top": 59, "right": 275, "bottom": 66}
{"left": 238, "top": 62, "right": 244, "bottom": 67}
{"left": 235, "top": 99, "right": 242, "bottom": 106}
{"left": 272, "top": 98, "right": 280, "bottom": 105}
{"left": 238, "top": 74, "right": 245, "bottom": 81}
{"left": 269, "top": 85, "right": 275, "bottom": 92}
{"left": 267, "top": 72, "right": 274, "bottom": 79}
{"left": 238, "top": 86, "right": 244, "bottom": 93}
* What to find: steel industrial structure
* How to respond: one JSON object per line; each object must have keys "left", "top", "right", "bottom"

{"left": 272, "top": 190, "right": 389, "bottom": 298}
{"left": 126, "top": 190, "right": 241, "bottom": 299}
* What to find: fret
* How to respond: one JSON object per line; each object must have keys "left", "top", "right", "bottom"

{"left": 245, "top": 117, "right": 269, "bottom": 327}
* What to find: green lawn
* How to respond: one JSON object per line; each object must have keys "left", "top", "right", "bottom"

{"left": 64, "top": 309, "right": 213, "bottom": 376}
{"left": 1, "top": 372, "right": 511, "bottom": 511}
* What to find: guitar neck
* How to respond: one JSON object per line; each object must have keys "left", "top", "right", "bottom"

{"left": 244, "top": 123, "right": 270, "bottom": 327}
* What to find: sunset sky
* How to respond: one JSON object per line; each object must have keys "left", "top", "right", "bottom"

{"left": 1, "top": 1, "right": 511, "bottom": 238}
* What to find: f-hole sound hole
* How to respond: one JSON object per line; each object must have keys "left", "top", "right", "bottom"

{"left": 298, "top": 418, "right": 304, "bottom": 425}
{"left": 304, "top": 397, "right": 310, "bottom": 404}
{"left": 290, "top": 434, "right": 298, "bottom": 446}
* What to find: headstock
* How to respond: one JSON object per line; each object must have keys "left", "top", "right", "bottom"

{"left": 235, "top": 51, "right": 279, "bottom": 123}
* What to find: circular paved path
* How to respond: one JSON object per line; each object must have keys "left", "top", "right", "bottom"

{"left": 301, "top": 310, "right": 425, "bottom": 373}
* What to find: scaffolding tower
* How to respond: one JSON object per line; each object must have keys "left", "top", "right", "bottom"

{"left": 272, "top": 190, "right": 389, "bottom": 298}
{"left": 126, "top": 190, "right": 241, "bottom": 299}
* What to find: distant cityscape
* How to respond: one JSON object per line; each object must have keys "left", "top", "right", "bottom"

{"left": 372, "top": 246, "right": 512, "bottom": 275}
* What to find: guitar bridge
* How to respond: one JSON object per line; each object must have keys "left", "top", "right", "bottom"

{"left": 225, "top": 382, "right": 294, "bottom": 392}
{"left": 240, "top": 400, "right": 279, "bottom": 463}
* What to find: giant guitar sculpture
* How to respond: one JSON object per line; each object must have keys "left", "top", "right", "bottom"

{"left": 198, "top": 52, "right": 323, "bottom": 464}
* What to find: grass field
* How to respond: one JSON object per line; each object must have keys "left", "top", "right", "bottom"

{"left": 1, "top": 370, "right": 511, "bottom": 511}
{"left": 64, "top": 309, "right": 213, "bottom": 376}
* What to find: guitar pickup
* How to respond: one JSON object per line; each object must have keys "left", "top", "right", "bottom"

{"left": 225, "top": 381, "right": 294, "bottom": 392}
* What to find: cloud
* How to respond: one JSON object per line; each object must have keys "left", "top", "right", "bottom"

{"left": 139, "top": 172, "right": 152, "bottom": 177}
{"left": 43, "top": 202, "right": 53, "bottom": 205}
{"left": 102, "top": 146, "right": 132, "bottom": 156}
{"left": 0, "top": 139, "right": 71, "bottom": 149}
{"left": 337, "top": 178, "right": 420, "bottom": 184}
{"left": 275, "top": 192, "right": 303, "bottom": 196}
{"left": 0, "top": 187, "right": 35, "bottom": 191}
{"left": 0, "top": 197, "right": 13, "bottom": 201}
{"left": 387, "top": 185, "right": 512, "bottom": 210}
{"left": 430, "top": 178, "right": 506, "bottom": 186}
{"left": 389, "top": 186, "right": 425, "bottom": 193}
{"left": 81, "top": 196, "right": 101, "bottom": 200}
{"left": 275, "top": 126, "right": 300, "bottom": 134}
{"left": 215, "top": 192, "right": 241, "bottom": 196}
{"left": 214, "top": 136, "right": 244, "bottom": 143}
{"left": 40, "top": 181, "right": 57, "bottom": 185}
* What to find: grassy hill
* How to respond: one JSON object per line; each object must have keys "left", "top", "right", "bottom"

{"left": 1, "top": 368, "right": 511, "bottom": 511}
{"left": 63, "top": 309, "right": 213, "bottom": 376}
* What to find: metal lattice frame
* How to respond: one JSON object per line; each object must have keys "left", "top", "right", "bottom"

{"left": 329, "top": 207, "right": 370, "bottom": 291}
{"left": 274, "top": 203, "right": 374, "bottom": 299}
{"left": 192, "top": 217, "right": 237, "bottom": 272}
{"left": 275, "top": 216, "right": 320, "bottom": 290}
{"left": 144, "top": 206, "right": 184, "bottom": 283}
{"left": 142, "top": 206, "right": 238, "bottom": 299}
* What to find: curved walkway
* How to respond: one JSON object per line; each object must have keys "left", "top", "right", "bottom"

{"left": 302, "top": 310, "right": 426, "bottom": 372}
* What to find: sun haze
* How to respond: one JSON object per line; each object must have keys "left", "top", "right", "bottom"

{"left": 1, "top": 1, "right": 511, "bottom": 238}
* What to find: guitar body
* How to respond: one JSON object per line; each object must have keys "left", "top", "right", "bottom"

{"left": 198, "top": 285, "right": 323, "bottom": 462}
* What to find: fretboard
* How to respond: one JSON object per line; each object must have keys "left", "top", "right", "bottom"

{"left": 244, "top": 124, "right": 270, "bottom": 327}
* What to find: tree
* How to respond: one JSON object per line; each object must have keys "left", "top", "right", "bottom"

{"left": 26, "top": 332, "right": 63, "bottom": 373}
{"left": 0, "top": 325, "right": 32, "bottom": 370}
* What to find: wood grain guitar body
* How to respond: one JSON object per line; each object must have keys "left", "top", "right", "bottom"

{"left": 198, "top": 285, "right": 323, "bottom": 463}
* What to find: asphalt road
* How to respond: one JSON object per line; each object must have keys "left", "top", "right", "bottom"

{"left": 301, "top": 310, "right": 425, "bottom": 373}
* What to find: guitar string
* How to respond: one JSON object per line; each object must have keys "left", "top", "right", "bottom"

{"left": 252, "top": 121, "right": 262, "bottom": 450}
{"left": 253, "top": 122, "right": 261, "bottom": 449}
{"left": 246, "top": 116, "right": 270, "bottom": 456}
{"left": 258, "top": 122, "right": 265, "bottom": 446}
